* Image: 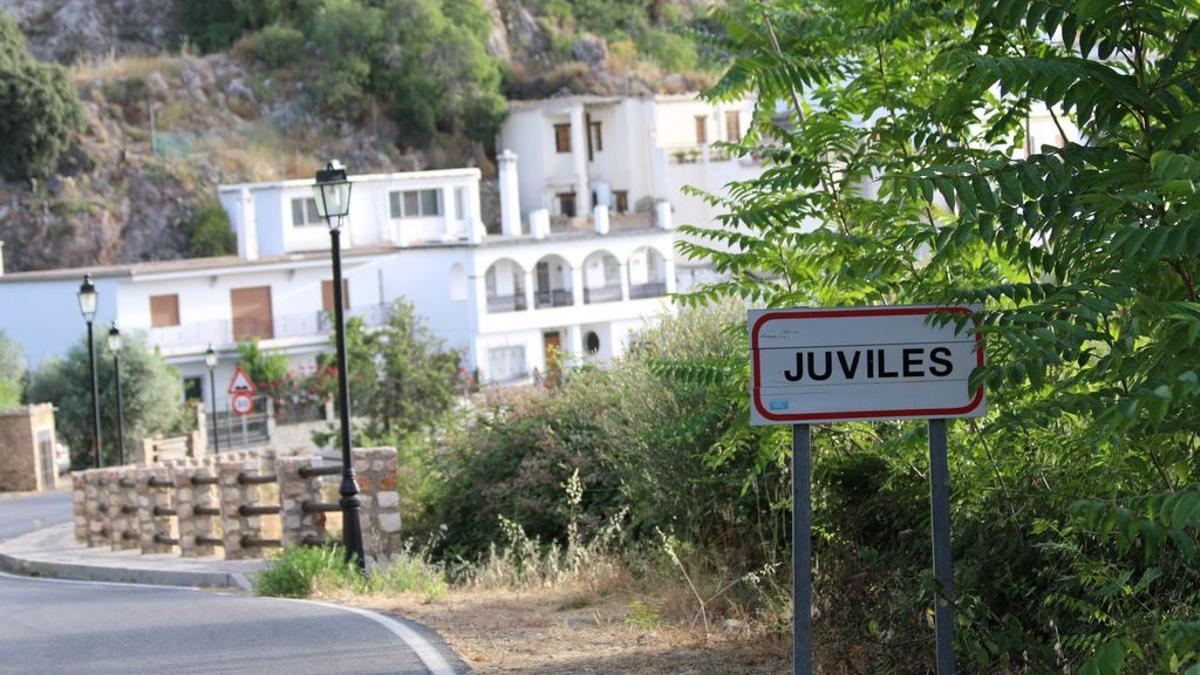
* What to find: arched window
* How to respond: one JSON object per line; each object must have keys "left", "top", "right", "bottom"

{"left": 585, "top": 331, "right": 600, "bottom": 354}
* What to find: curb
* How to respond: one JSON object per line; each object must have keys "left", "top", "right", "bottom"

{"left": 0, "top": 546, "right": 254, "bottom": 590}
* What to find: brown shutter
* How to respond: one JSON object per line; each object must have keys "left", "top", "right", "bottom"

{"left": 230, "top": 286, "right": 274, "bottom": 341}
{"left": 695, "top": 116, "right": 708, "bottom": 144}
{"left": 554, "top": 124, "right": 572, "bottom": 153}
{"left": 321, "top": 280, "right": 350, "bottom": 312}
{"left": 149, "top": 294, "right": 180, "bottom": 327}
{"left": 725, "top": 111, "right": 741, "bottom": 142}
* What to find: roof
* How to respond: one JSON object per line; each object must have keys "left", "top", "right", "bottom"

{"left": 217, "top": 167, "right": 482, "bottom": 194}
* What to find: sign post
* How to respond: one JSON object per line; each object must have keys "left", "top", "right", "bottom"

{"left": 227, "top": 367, "right": 257, "bottom": 450}
{"left": 748, "top": 305, "right": 985, "bottom": 674}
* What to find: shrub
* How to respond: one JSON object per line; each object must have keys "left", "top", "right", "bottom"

{"left": 254, "top": 545, "right": 355, "bottom": 597}
{"left": 0, "top": 14, "right": 85, "bottom": 180}
{"left": 250, "top": 24, "right": 306, "bottom": 69}
{"left": 184, "top": 201, "right": 236, "bottom": 257}
{"left": 636, "top": 29, "right": 699, "bottom": 73}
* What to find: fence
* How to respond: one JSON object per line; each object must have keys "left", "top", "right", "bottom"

{"left": 71, "top": 448, "right": 401, "bottom": 564}
{"left": 209, "top": 396, "right": 272, "bottom": 451}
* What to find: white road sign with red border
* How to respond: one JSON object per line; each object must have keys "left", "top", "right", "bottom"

{"left": 749, "top": 305, "right": 986, "bottom": 425}
{"left": 227, "top": 367, "right": 257, "bottom": 395}
{"left": 231, "top": 392, "right": 254, "bottom": 416}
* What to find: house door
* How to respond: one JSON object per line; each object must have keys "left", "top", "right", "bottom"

{"left": 230, "top": 286, "right": 274, "bottom": 341}
{"left": 543, "top": 331, "right": 562, "bottom": 381}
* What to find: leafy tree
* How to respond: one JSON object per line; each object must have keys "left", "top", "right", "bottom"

{"left": 332, "top": 298, "right": 463, "bottom": 443}
{"left": 0, "top": 14, "right": 85, "bottom": 180}
{"left": 675, "top": 1, "right": 1200, "bottom": 670}
{"left": 0, "top": 331, "right": 24, "bottom": 410}
{"left": 237, "top": 338, "right": 290, "bottom": 402}
{"left": 27, "top": 332, "right": 182, "bottom": 468}
{"left": 184, "top": 201, "right": 236, "bottom": 257}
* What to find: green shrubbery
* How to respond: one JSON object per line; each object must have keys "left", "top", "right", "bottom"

{"left": 254, "top": 544, "right": 446, "bottom": 600}
{"left": 0, "top": 14, "right": 84, "bottom": 181}
{"left": 183, "top": 201, "right": 236, "bottom": 257}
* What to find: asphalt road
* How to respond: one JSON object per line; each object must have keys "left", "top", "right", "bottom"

{"left": 0, "top": 491, "right": 449, "bottom": 674}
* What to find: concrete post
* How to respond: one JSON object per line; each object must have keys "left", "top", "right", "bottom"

{"left": 174, "top": 459, "right": 218, "bottom": 557}
{"left": 83, "top": 470, "right": 107, "bottom": 547}
{"left": 351, "top": 448, "right": 401, "bottom": 562}
{"left": 138, "top": 464, "right": 175, "bottom": 554}
{"left": 109, "top": 467, "right": 140, "bottom": 551}
{"left": 218, "top": 452, "right": 267, "bottom": 560}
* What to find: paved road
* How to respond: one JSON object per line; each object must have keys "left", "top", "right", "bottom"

{"left": 0, "top": 490, "right": 72, "bottom": 541}
{"left": 0, "top": 491, "right": 450, "bottom": 674}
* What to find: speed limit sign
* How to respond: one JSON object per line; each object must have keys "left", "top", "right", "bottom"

{"left": 231, "top": 392, "right": 254, "bottom": 416}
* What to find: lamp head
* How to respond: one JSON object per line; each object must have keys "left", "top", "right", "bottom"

{"left": 205, "top": 344, "right": 218, "bottom": 369}
{"left": 107, "top": 324, "right": 122, "bottom": 352}
{"left": 77, "top": 274, "right": 98, "bottom": 321}
{"left": 313, "top": 160, "right": 352, "bottom": 230}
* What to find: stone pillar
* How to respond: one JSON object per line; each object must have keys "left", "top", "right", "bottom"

{"left": 618, "top": 261, "right": 631, "bottom": 301}
{"left": 352, "top": 448, "right": 401, "bottom": 561}
{"left": 218, "top": 452, "right": 270, "bottom": 560}
{"left": 138, "top": 464, "right": 175, "bottom": 554}
{"left": 497, "top": 149, "right": 522, "bottom": 237}
{"left": 83, "top": 470, "right": 108, "bottom": 547}
{"left": 71, "top": 473, "right": 88, "bottom": 543}
{"left": 571, "top": 264, "right": 585, "bottom": 307}
{"left": 175, "top": 459, "right": 218, "bottom": 557}
{"left": 278, "top": 455, "right": 330, "bottom": 549}
{"left": 108, "top": 467, "right": 139, "bottom": 551}
{"left": 522, "top": 268, "right": 536, "bottom": 313}
{"left": 569, "top": 104, "right": 589, "bottom": 219}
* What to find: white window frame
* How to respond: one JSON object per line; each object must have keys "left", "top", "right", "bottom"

{"left": 291, "top": 197, "right": 323, "bottom": 227}
{"left": 389, "top": 189, "right": 442, "bottom": 219}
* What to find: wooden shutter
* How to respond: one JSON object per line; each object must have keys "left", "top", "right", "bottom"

{"left": 321, "top": 280, "right": 350, "bottom": 312}
{"left": 554, "top": 124, "right": 572, "bottom": 153}
{"left": 149, "top": 294, "right": 180, "bottom": 327}
{"left": 230, "top": 286, "right": 274, "bottom": 341}
{"left": 695, "top": 116, "right": 708, "bottom": 144}
{"left": 725, "top": 111, "right": 741, "bottom": 142}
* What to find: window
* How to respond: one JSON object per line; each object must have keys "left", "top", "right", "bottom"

{"left": 590, "top": 121, "right": 603, "bottom": 152}
{"left": 725, "top": 110, "right": 741, "bottom": 142}
{"left": 183, "top": 377, "right": 203, "bottom": 403}
{"left": 230, "top": 286, "right": 274, "bottom": 341}
{"left": 554, "top": 123, "right": 572, "bottom": 153}
{"left": 389, "top": 189, "right": 442, "bottom": 218}
{"left": 291, "top": 197, "right": 322, "bottom": 227}
{"left": 695, "top": 115, "right": 708, "bottom": 144}
{"left": 585, "top": 331, "right": 600, "bottom": 354}
{"left": 558, "top": 192, "right": 576, "bottom": 218}
{"left": 321, "top": 279, "right": 350, "bottom": 312}
{"left": 613, "top": 190, "right": 629, "bottom": 214}
{"left": 149, "top": 294, "right": 180, "bottom": 327}
{"left": 488, "top": 346, "right": 527, "bottom": 382}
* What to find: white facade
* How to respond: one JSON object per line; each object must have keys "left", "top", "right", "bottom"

{"left": 0, "top": 166, "right": 676, "bottom": 412}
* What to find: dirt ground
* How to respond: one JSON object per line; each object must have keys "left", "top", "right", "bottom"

{"left": 328, "top": 586, "right": 791, "bottom": 674}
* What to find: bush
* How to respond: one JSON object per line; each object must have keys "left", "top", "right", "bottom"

{"left": 184, "top": 201, "right": 236, "bottom": 257}
{"left": 249, "top": 24, "right": 306, "bottom": 69}
{"left": 254, "top": 544, "right": 446, "bottom": 600}
{"left": 636, "top": 29, "right": 699, "bottom": 73}
{"left": 0, "top": 14, "right": 85, "bottom": 180}
{"left": 0, "top": 331, "right": 24, "bottom": 410}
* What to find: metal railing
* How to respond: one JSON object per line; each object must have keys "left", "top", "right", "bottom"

{"left": 209, "top": 395, "right": 271, "bottom": 451}
{"left": 148, "top": 303, "right": 392, "bottom": 349}
{"left": 584, "top": 284, "right": 623, "bottom": 304}
{"left": 486, "top": 293, "right": 527, "bottom": 313}
{"left": 629, "top": 282, "right": 668, "bottom": 299}
{"left": 535, "top": 288, "right": 574, "bottom": 308}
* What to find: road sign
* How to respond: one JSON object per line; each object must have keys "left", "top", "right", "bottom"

{"left": 227, "top": 367, "right": 257, "bottom": 396}
{"left": 749, "top": 305, "right": 985, "bottom": 425}
{"left": 230, "top": 392, "right": 254, "bottom": 416}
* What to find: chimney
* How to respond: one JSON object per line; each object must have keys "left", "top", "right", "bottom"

{"left": 497, "top": 149, "right": 522, "bottom": 237}
{"left": 237, "top": 188, "right": 259, "bottom": 260}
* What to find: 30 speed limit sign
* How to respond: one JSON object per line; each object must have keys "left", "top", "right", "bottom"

{"left": 231, "top": 392, "right": 255, "bottom": 416}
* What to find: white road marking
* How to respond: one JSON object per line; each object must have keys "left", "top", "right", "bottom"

{"left": 0, "top": 569, "right": 458, "bottom": 675}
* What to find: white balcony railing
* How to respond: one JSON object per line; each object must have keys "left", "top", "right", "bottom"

{"left": 147, "top": 303, "right": 392, "bottom": 350}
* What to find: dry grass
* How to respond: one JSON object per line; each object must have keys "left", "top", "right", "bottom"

{"left": 71, "top": 52, "right": 185, "bottom": 85}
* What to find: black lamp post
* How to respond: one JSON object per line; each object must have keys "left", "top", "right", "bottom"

{"left": 206, "top": 345, "right": 219, "bottom": 454}
{"left": 107, "top": 324, "right": 126, "bottom": 466}
{"left": 77, "top": 275, "right": 102, "bottom": 469}
{"left": 313, "top": 159, "right": 366, "bottom": 572}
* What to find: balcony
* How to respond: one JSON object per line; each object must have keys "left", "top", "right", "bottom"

{"left": 629, "top": 282, "right": 668, "bottom": 299}
{"left": 486, "top": 293, "right": 527, "bottom": 313}
{"left": 535, "top": 289, "right": 574, "bottom": 308}
{"left": 584, "top": 284, "right": 623, "bottom": 304}
{"left": 147, "top": 303, "right": 392, "bottom": 350}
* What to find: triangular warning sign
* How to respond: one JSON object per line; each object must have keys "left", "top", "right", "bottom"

{"left": 228, "top": 366, "right": 257, "bottom": 395}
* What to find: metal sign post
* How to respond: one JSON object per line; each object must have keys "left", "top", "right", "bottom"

{"left": 748, "top": 305, "right": 984, "bottom": 673}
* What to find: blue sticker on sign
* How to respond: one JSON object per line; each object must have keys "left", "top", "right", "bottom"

{"left": 768, "top": 398, "right": 789, "bottom": 411}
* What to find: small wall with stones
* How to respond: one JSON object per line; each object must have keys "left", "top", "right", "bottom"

{"left": 173, "top": 458, "right": 219, "bottom": 557}
{"left": 352, "top": 448, "right": 401, "bottom": 561}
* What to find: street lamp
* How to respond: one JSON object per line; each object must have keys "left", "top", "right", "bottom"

{"left": 313, "top": 160, "right": 365, "bottom": 572}
{"left": 205, "top": 345, "right": 219, "bottom": 454}
{"left": 77, "top": 275, "right": 102, "bottom": 469}
{"left": 107, "top": 325, "right": 126, "bottom": 466}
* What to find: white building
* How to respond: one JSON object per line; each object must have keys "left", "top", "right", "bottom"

{"left": 497, "top": 93, "right": 764, "bottom": 290}
{"left": 0, "top": 166, "right": 676, "bottom": 411}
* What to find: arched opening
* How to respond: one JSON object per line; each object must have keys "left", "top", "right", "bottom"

{"left": 582, "top": 250, "right": 622, "bottom": 304}
{"left": 585, "top": 331, "right": 600, "bottom": 354}
{"left": 627, "top": 246, "right": 668, "bottom": 299}
{"left": 484, "top": 258, "right": 526, "bottom": 313}
{"left": 533, "top": 254, "right": 573, "bottom": 308}
{"left": 449, "top": 263, "right": 467, "bottom": 301}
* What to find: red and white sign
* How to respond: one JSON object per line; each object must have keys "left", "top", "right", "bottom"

{"left": 231, "top": 392, "right": 255, "bottom": 416}
{"left": 227, "top": 367, "right": 257, "bottom": 396}
{"left": 749, "top": 306, "right": 985, "bottom": 425}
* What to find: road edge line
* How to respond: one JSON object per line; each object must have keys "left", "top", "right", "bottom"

{"left": 289, "top": 598, "right": 458, "bottom": 675}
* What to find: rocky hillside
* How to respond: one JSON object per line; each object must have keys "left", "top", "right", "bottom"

{"left": 0, "top": 0, "right": 719, "bottom": 273}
